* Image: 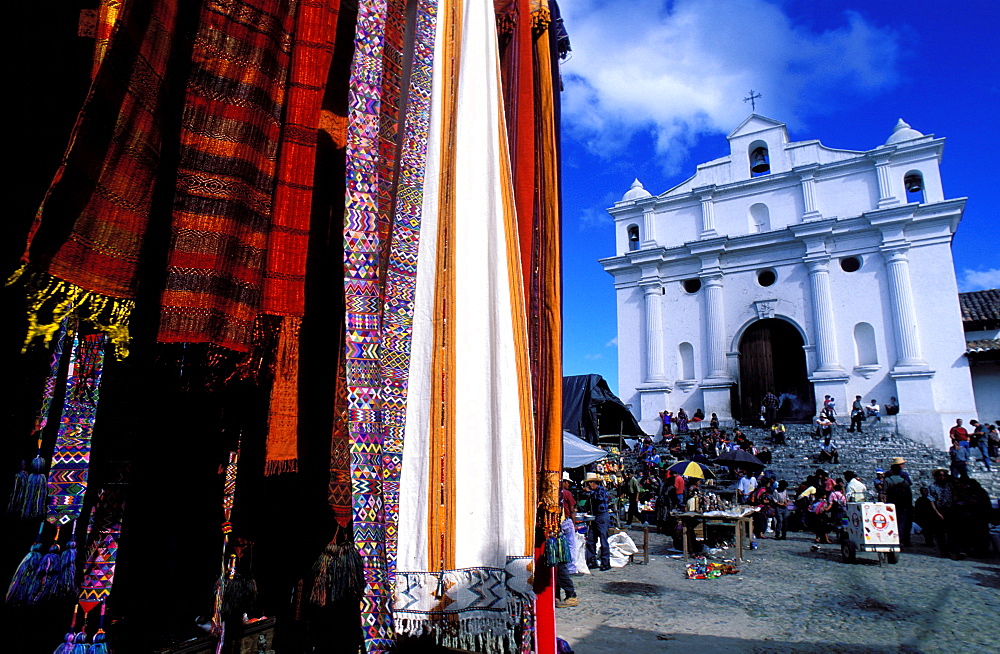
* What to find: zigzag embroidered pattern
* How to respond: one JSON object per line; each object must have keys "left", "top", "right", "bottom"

{"left": 378, "top": 0, "right": 438, "bottom": 585}
{"left": 78, "top": 484, "right": 125, "bottom": 612}
{"left": 47, "top": 333, "right": 107, "bottom": 526}
{"left": 343, "top": 0, "right": 394, "bottom": 648}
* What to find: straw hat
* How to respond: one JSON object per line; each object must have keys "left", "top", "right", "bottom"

{"left": 584, "top": 472, "right": 602, "bottom": 483}
{"left": 891, "top": 457, "right": 906, "bottom": 465}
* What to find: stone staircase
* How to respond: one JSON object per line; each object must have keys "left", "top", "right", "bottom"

{"left": 745, "top": 422, "right": 1000, "bottom": 498}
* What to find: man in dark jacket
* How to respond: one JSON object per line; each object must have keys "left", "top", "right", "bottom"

{"left": 619, "top": 471, "right": 642, "bottom": 528}
{"left": 584, "top": 473, "right": 611, "bottom": 571}
{"left": 848, "top": 395, "right": 865, "bottom": 433}
{"left": 882, "top": 463, "right": 912, "bottom": 546}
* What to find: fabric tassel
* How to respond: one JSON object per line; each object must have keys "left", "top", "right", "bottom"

{"left": 71, "top": 631, "right": 89, "bottom": 654}
{"left": 308, "top": 544, "right": 334, "bottom": 606}
{"left": 221, "top": 572, "right": 257, "bottom": 617}
{"left": 5, "top": 539, "right": 44, "bottom": 603}
{"left": 329, "top": 542, "right": 363, "bottom": 602}
{"left": 211, "top": 573, "right": 227, "bottom": 635}
{"left": 58, "top": 537, "right": 79, "bottom": 596}
{"left": 52, "top": 633, "right": 76, "bottom": 654}
{"left": 22, "top": 455, "right": 49, "bottom": 519}
{"left": 33, "top": 541, "right": 64, "bottom": 603}
{"left": 543, "top": 533, "right": 569, "bottom": 567}
{"left": 6, "top": 460, "right": 28, "bottom": 515}
{"left": 86, "top": 630, "right": 109, "bottom": 654}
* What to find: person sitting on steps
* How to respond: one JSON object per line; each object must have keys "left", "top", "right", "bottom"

{"left": 817, "top": 436, "right": 839, "bottom": 464}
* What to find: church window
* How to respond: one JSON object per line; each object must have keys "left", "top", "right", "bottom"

{"left": 748, "top": 203, "right": 770, "bottom": 234}
{"left": 749, "top": 140, "right": 770, "bottom": 177}
{"left": 854, "top": 322, "right": 878, "bottom": 366}
{"left": 840, "top": 256, "right": 861, "bottom": 273}
{"left": 904, "top": 170, "right": 925, "bottom": 203}
{"left": 627, "top": 224, "right": 640, "bottom": 251}
{"left": 678, "top": 342, "right": 695, "bottom": 380}
{"left": 757, "top": 268, "right": 776, "bottom": 287}
{"left": 682, "top": 278, "right": 701, "bottom": 294}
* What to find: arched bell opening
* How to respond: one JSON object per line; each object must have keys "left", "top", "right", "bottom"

{"left": 748, "top": 140, "right": 770, "bottom": 177}
{"left": 627, "top": 224, "right": 640, "bottom": 251}
{"left": 904, "top": 170, "right": 925, "bottom": 204}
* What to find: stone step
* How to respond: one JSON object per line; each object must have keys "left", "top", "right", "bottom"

{"left": 649, "top": 422, "right": 1000, "bottom": 498}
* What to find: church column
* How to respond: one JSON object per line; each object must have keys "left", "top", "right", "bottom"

{"left": 800, "top": 168, "right": 822, "bottom": 220}
{"left": 882, "top": 245, "right": 927, "bottom": 368}
{"left": 875, "top": 157, "right": 899, "bottom": 209}
{"left": 697, "top": 187, "right": 717, "bottom": 238}
{"left": 640, "top": 281, "right": 667, "bottom": 383}
{"left": 701, "top": 272, "right": 728, "bottom": 380}
{"left": 804, "top": 255, "right": 844, "bottom": 373}
{"left": 640, "top": 206, "right": 657, "bottom": 249}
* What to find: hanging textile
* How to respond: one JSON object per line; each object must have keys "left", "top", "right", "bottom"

{"left": 528, "top": 0, "right": 564, "bottom": 540}
{"left": 264, "top": 0, "right": 343, "bottom": 317}
{"left": 78, "top": 472, "right": 126, "bottom": 615}
{"left": 262, "top": 0, "right": 344, "bottom": 474}
{"left": 157, "top": 0, "right": 297, "bottom": 350}
{"left": 341, "top": 0, "right": 398, "bottom": 646}
{"left": 15, "top": 0, "right": 181, "bottom": 356}
{"left": 48, "top": 332, "right": 107, "bottom": 526}
{"left": 389, "top": 0, "right": 536, "bottom": 649}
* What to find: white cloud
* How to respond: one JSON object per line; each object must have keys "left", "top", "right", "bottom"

{"left": 578, "top": 206, "right": 614, "bottom": 229}
{"left": 961, "top": 268, "right": 1000, "bottom": 292}
{"left": 584, "top": 353, "right": 604, "bottom": 360}
{"left": 605, "top": 336, "right": 618, "bottom": 347}
{"left": 559, "top": 0, "right": 902, "bottom": 173}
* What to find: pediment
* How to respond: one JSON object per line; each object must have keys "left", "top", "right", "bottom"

{"left": 728, "top": 114, "right": 789, "bottom": 141}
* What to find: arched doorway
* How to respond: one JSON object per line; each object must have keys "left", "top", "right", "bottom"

{"left": 737, "top": 319, "right": 814, "bottom": 423}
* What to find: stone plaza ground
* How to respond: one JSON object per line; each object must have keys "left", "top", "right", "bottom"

{"left": 555, "top": 528, "right": 999, "bottom": 654}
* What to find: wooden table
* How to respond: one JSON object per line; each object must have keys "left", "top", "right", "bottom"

{"left": 677, "top": 512, "right": 753, "bottom": 561}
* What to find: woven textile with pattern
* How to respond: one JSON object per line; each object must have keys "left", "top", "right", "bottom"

{"left": 158, "top": 0, "right": 298, "bottom": 351}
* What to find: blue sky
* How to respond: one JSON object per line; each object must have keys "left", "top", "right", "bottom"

{"left": 558, "top": 0, "right": 999, "bottom": 394}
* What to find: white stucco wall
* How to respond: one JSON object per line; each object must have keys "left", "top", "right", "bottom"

{"left": 971, "top": 361, "right": 1000, "bottom": 424}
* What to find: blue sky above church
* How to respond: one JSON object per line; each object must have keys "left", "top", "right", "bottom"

{"left": 559, "top": 0, "right": 999, "bottom": 393}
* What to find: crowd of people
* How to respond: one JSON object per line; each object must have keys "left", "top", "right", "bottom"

{"left": 552, "top": 407, "right": 1000, "bottom": 609}
{"left": 948, "top": 417, "right": 997, "bottom": 475}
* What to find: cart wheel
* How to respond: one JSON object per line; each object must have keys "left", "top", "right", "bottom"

{"left": 886, "top": 551, "right": 899, "bottom": 564}
{"left": 841, "top": 542, "right": 856, "bottom": 563}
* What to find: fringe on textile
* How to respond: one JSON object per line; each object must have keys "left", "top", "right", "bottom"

{"left": 264, "top": 316, "right": 301, "bottom": 475}
{"left": 395, "top": 593, "right": 534, "bottom": 654}
{"left": 395, "top": 614, "right": 520, "bottom": 654}
{"left": 493, "top": 0, "right": 516, "bottom": 36}
{"left": 393, "top": 559, "right": 535, "bottom": 653}
{"left": 538, "top": 468, "right": 561, "bottom": 535}
{"left": 12, "top": 271, "right": 133, "bottom": 358}
{"left": 529, "top": 0, "right": 550, "bottom": 31}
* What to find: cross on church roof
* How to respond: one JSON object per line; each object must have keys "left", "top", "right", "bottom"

{"left": 743, "top": 89, "right": 762, "bottom": 112}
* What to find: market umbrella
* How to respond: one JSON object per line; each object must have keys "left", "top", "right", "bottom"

{"left": 666, "top": 460, "right": 715, "bottom": 479}
{"left": 714, "top": 449, "right": 765, "bottom": 470}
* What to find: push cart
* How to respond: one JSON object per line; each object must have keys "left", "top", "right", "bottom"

{"left": 839, "top": 502, "right": 901, "bottom": 565}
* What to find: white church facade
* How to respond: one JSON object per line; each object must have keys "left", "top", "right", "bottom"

{"left": 600, "top": 115, "right": 977, "bottom": 450}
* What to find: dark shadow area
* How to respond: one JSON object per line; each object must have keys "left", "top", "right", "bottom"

{"left": 566, "top": 624, "right": 905, "bottom": 654}
{"left": 600, "top": 581, "right": 666, "bottom": 597}
{"left": 968, "top": 564, "right": 1000, "bottom": 589}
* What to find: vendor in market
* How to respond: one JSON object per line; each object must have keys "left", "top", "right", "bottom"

{"left": 556, "top": 473, "right": 579, "bottom": 608}
{"left": 583, "top": 472, "right": 611, "bottom": 571}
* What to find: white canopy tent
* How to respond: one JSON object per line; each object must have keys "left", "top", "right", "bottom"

{"left": 562, "top": 431, "right": 608, "bottom": 469}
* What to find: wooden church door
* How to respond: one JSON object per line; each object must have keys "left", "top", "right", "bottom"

{"left": 737, "top": 319, "right": 814, "bottom": 423}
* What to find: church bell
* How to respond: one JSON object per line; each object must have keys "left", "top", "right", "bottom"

{"left": 904, "top": 173, "right": 923, "bottom": 193}
{"left": 750, "top": 146, "right": 770, "bottom": 174}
